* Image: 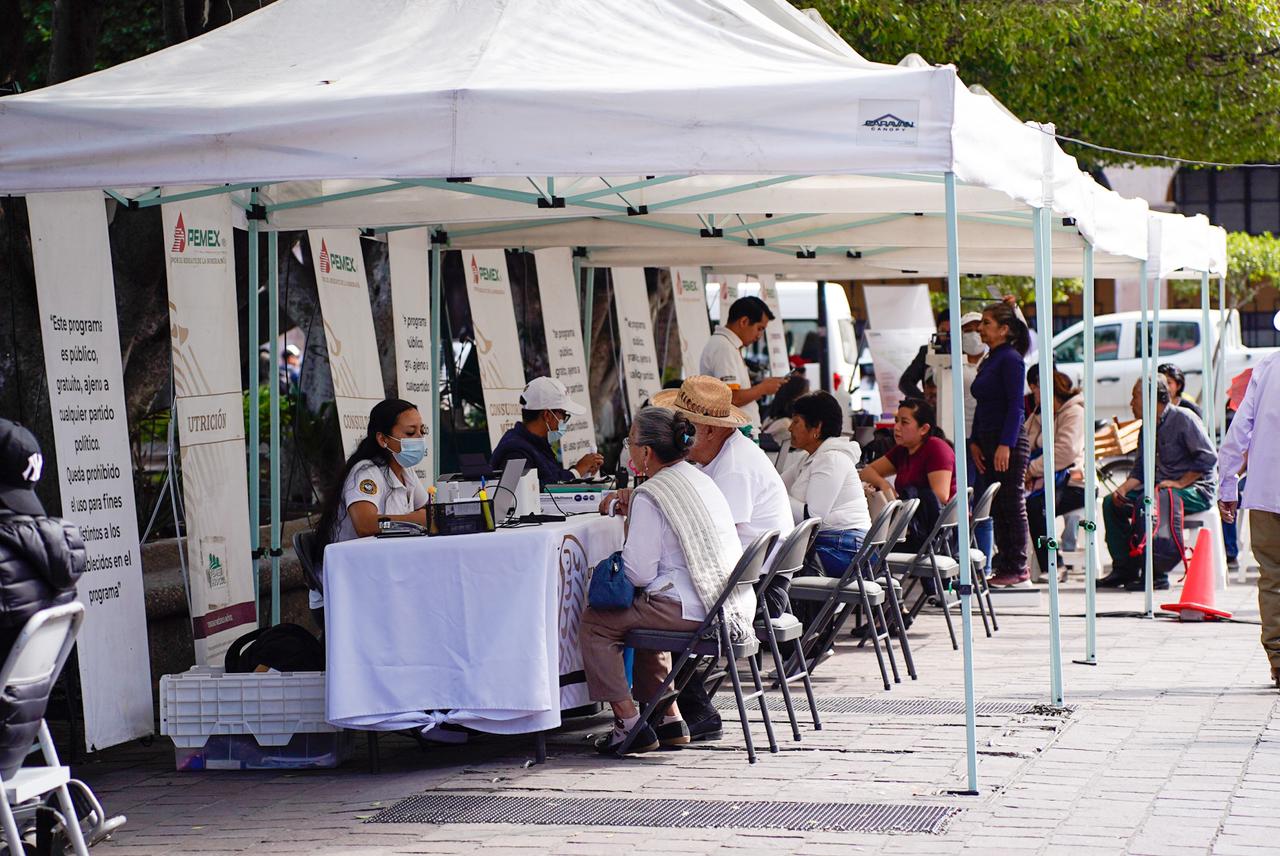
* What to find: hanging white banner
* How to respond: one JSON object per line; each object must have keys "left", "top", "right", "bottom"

{"left": 386, "top": 229, "right": 436, "bottom": 485}
{"left": 308, "top": 229, "right": 386, "bottom": 458}
{"left": 464, "top": 249, "right": 526, "bottom": 450}
{"left": 716, "top": 275, "right": 743, "bottom": 324}
{"left": 757, "top": 274, "right": 791, "bottom": 377}
{"left": 533, "top": 249, "right": 597, "bottom": 464}
{"left": 669, "top": 266, "right": 711, "bottom": 379}
{"left": 161, "top": 192, "right": 257, "bottom": 666}
{"left": 611, "top": 268, "right": 660, "bottom": 417}
{"left": 863, "top": 284, "right": 936, "bottom": 416}
{"left": 28, "top": 191, "right": 153, "bottom": 751}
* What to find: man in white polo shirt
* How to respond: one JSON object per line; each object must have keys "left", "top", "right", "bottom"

{"left": 655, "top": 376, "right": 795, "bottom": 740}
{"left": 700, "top": 296, "right": 788, "bottom": 430}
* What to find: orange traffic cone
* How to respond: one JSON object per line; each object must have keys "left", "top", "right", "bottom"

{"left": 1161, "top": 529, "right": 1232, "bottom": 621}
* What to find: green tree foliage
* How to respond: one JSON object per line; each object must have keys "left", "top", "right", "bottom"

{"left": 928, "top": 275, "right": 1082, "bottom": 316}
{"left": 804, "top": 1, "right": 1280, "bottom": 167}
{"left": 1170, "top": 231, "right": 1280, "bottom": 308}
{"left": 8, "top": 1, "right": 164, "bottom": 91}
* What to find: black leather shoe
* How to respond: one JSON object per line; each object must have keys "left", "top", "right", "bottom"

{"left": 655, "top": 719, "right": 691, "bottom": 747}
{"left": 688, "top": 716, "right": 724, "bottom": 742}
{"left": 595, "top": 721, "right": 660, "bottom": 756}
{"left": 1097, "top": 571, "right": 1134, "bottom": 589}
{"left": 1123, "top": 577, "right": 1170, "bottom": 591}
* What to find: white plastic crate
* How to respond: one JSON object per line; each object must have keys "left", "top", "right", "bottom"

{"left": 160, "top": 666, "right": 335, "bottom": 748}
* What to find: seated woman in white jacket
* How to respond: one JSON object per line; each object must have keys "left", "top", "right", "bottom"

{"left": 781, "top": 391, "right": 873, "bottom": 576}
{"left": 579, "top": 406, "right": 747, "bottom": 758}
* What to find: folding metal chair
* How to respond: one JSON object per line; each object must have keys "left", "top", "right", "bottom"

{"left": 788, "top": 501, "right": 908, "bottom": 690}
{"left": 621, "top": 530, "right": 780, "bottom": 763}
{"left": 961, "top": 483, "right": 1001, "bottom": 635}
{"left": 872, "top": 498, "right": 921, "bottom": 680}
{"left": 291, "top": 528, "right": 324, "bottom": 594}
{"left": 886, "top": 494, "right": 964, "bottom": 650}
{"left": 0, "top": 602, "right": 105, "bottom": 856}
{"left": 752, "top": 519, "right": 821, "bottom": 741}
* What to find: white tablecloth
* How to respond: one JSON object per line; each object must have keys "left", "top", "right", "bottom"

{"left": 323, "top": 514, "right": 623, "bottom": 734}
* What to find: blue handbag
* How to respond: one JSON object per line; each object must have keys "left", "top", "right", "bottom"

{"left": 587, "top": 550, "right": 635, "bottom": 610}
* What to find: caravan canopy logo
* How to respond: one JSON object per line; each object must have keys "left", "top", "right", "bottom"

{"left": 856, "top": 99, "right": 921, "bottom": 147}
{"left": 170, "top": 211, "right": 225, "bottom": 257}
{"left": 470, "top": 255, "right": 502, "bottom": 285}
{"left": 319, "top": 239, "right": 358, "bottom": 275}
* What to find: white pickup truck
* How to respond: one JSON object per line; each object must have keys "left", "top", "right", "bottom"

{"left": 1050, "top": 309, "right": 1280, "bottom": 423}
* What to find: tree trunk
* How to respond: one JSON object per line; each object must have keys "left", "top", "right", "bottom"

{"left": 47, "top": 0, "right": 105, "bottom": 85}
{"left": 162, "top": 0, "right": 188, "bottom": 45}
{"left": 0, "top": 0, "right": 26, "bottom": 87}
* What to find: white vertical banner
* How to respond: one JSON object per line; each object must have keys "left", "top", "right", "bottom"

{"left": 161, "top": 192, "right": 257, "bottom": 666}
{"left": 308, "top": 229, "right": 386, "bottom": 457}
{"left": 611, "top": 268, "right": 660, "bottom": 417}
{"left": 28, "top": 191, "right": 153, "bottom": 751}
{"left": 717, "top": 275, "right": 742, "bottom": 323}
{"left": 863, "top": 284, "right": 935, "bottom": 417}
{"left": 534, "top": 248, "right": 597, "bottom": 463}
{"left": 463, "top": 249, "right": 526, "bottom": 450}
{"left": 386, "top": 229, "right": 436, "bottom": 485}
{"left": 670, "top": 266, "right": 712, "bottom": 379}
{"left": 757, "top": 274, "right": 791, "bottom": 377}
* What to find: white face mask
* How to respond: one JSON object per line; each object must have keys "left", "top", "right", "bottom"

{"left": 961, "top": 331, "right": 987, "bottom": 356}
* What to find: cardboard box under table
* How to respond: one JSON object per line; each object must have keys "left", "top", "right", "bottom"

{"left": 322, "top": 514, "right": 624, "bottom": 746}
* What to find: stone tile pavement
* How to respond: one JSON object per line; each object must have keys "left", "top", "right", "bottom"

{"left": 74, "top": 570, "right": 1278, "bottom": 855}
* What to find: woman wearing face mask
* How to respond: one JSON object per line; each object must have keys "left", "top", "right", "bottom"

{"left": 491, "top": 377, "right": 604, "bottom": 485}
{"left": 311, "top": 398, "right": 431, "bottom": 627}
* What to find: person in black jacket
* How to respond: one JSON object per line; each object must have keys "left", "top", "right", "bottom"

{"left": 0, "top": 419, "right": 84, "bottom": 779}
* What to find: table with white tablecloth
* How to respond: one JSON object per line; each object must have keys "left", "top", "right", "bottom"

{"left": 323, "top": 513, "right": 623, "bottom": 735}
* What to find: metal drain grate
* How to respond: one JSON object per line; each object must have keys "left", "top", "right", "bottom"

{"left": 714, "top": 696, "right": 1047, "bottom": 716}
{"left": 368, "top": 793, "right": 958, "bottom": 833}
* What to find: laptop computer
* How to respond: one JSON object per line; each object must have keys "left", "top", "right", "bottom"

{"left": 491, "top": 457, "right": 527, "bottom": 523}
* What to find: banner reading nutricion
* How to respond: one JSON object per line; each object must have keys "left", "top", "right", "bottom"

{"left": 308, "top": 229, "right": 386, "bottom": 458}
{"left": 533, "top": 248, "right": 597, "bottom": 466}
{"left": 386, "top": 229, "right": 436, "bottom": 484}
{"left": 463, "top": 249, "right": 526, "bottom": 450}
{"left": 28, "top": 191, "right": 153, "bottom": 752}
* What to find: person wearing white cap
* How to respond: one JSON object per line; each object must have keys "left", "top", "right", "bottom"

{"left": 490, "top": 377, "right": 604, "bottom": 484}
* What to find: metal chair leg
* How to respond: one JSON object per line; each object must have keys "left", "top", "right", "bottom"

{"left": 747, "top": 653, "right": 778, "bottom": 754}
{"left": 880, "top": 574, "right": 918, "bottom": 680}
{"left": 764, "top": 624, "right": 802, "bottom": 741}
{"left": 935, "top": 569, "right": 959, "bottom": 650}
{"left": 722, "top": 627, "right": 757, "bottom": 764}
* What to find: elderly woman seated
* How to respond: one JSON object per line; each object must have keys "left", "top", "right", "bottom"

{"left": 579, "top": 406, "right": 747, "bottom": 757}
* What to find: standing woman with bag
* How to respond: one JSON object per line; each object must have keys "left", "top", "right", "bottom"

{"left": 969, "top": 299, "right": 1033, "bottom": 586}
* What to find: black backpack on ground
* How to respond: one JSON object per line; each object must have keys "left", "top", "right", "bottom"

{"left": 225, "top": 623, "right": 324, "bottom": 673}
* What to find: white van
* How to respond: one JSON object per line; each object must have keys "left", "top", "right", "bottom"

{"left": 706, "top": 280, "right": 871, "bottom": 418}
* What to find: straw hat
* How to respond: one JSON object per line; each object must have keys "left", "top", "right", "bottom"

{"left": 651, "top": 376, "right": 750, "bottom": 428}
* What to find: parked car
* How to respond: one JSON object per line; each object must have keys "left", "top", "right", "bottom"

{"left": 1051, "top": 308, "right": 1280, "bottom": 423}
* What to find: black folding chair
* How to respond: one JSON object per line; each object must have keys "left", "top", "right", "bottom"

{"left": 621, "top": 530, "right": 780, "bottom": 763}
{"left": 788, "top": 501, "right": 907, "bottom": 690}
{"left": 872, "top": 498, "right": 921, "bottom": 680}
{"left": 291, "top": 529, "right": 324, "bottom": 594}
{"left": 752, "top": 519, "right": 821, "bottom": 740}
{"left": 885, "top": 494, "right": 963, "bottom": 650}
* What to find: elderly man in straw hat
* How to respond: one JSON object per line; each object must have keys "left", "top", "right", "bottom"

{"left": 601, "top": 376, "right": 794, "bottom": 741}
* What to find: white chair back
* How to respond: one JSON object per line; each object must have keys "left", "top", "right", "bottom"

{"left": 0, "top": 602, "right": 84, "bottom": 688}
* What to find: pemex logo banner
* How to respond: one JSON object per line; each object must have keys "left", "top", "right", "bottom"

{"left": 319, "top": 239, "right": 331, "bottom": 273}
{"left": 168, "top": 209, "right": 226, "bottom": 265}
{"left": 470, "top": 254, "right": 503, "bottom": 291}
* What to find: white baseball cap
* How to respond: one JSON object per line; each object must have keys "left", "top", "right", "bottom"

{"left": 520, "top": 376, "right": 585, "bottom": 415}
{"left": 959, "top": 311, "right": 983, "bottom": 327}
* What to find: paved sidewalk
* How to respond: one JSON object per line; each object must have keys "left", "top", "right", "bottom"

{"left": 76, "top": 572, "right": 1278, "bottom": 855}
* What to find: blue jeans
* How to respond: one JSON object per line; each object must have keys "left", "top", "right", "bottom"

{"left": 813, "top": 528, "right": 867, "bottom": 577}
{"left": 1223, "top": 477, "right": 1245, "bottom": 561}
{"left": 974, "top": 519, "right": 994, "bottom": 578}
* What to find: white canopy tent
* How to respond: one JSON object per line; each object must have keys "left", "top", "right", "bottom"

{"left": 0, "top": 0, "right": 1194, "bottom": 792}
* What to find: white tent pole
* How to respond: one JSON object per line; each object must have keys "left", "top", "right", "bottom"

{"left": 1140, "top": 264, "right": 1155, "bottom": 618}
{"left": 945, "top": 172, "right": 979, "bottom": 795}
{"left": 581, "top": 263, "right": 594, "bottom": 360}
{"left": 1200, "top": 271, "right": 1214, "bottom": 443}
{"left": 246, "top": 191, "right": 262, "bottom": 623}
{"left": 267, "top": 229, "right": 282, "bottom": 627}
{"left": 1217, "top": 274, "right": 1228, "bottom": 445}
{"left": 1079, "top": 242, "right": 1098, "bottom": 665}
{"left": 1034, "top": 207, "right": 1065, "bottom": 705}
{"left": 430, "top": 228, "right": 443, "bottom": 482}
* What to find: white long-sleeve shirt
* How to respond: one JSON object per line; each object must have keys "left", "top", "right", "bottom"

{"left": 621, "top": 461, "right": 743, "bottom": 622}
{"left": 1219, "top": 352, "right": 1280, "bottom": 514}
{"left": 781, "top": 437, "right": 872, "bottom": 533}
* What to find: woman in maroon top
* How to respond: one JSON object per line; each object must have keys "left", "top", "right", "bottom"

{"left": 861, "top": 399, "right": 956, "bottom": 504}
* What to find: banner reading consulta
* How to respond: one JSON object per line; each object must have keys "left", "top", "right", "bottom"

{"left": 464, "top": 249, "right": 526, "bottom": 450}
{"left": 162, "top": 191, "right": 257, "bottom": 666}
{"left": 308, "top": 229, "right": 387, "bottom": 457}
{"left": 28, "top": 191, "right": 153, "bottom": 751}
